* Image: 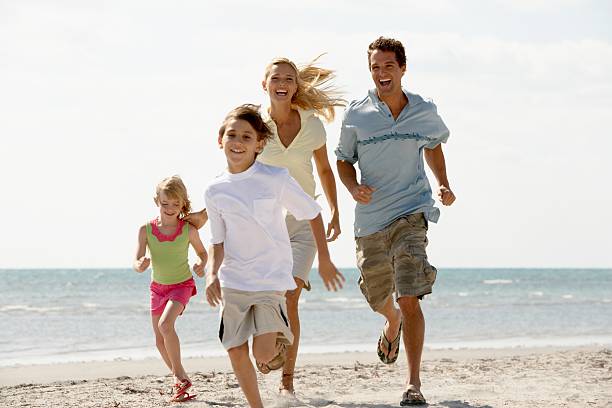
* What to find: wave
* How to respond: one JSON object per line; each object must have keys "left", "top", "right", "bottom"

{"left": 0, "top": 304, "right": 64, "bottom": 313}
{"left": 482, "top": 279, "right": 513, "bottom": 285}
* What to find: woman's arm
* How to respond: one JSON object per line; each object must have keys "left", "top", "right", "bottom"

{"left": 313, "top": 144, "right": 341, "bottom": 241}
{"left": 183, "top": 209, "right": 208, "bottom": 230}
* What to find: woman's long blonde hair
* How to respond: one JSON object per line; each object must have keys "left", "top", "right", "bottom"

{"left": 264, "top": 55, "right": 346, "bottom": 122}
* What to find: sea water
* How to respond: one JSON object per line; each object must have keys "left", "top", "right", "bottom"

{"left": 1, "top": 268, "right": 610, "bottom": 366}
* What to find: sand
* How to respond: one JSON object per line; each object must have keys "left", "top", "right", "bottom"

{"left": 1, "top": 347, "right": 611, "bottom": 407}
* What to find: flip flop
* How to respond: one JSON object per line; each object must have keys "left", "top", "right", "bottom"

{"left": 169, "top": 379, "right": 195, "bottom": 402}
{"left": 256, "top": 342, "right": 287, "bottom": 374}
{"left": 400, "top": 385, "right": 426, "bottom": 406}
{"left": 377, "top": 320, "right": 402, "bottom": 364}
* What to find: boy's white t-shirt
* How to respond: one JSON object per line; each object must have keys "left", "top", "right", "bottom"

{"left": 204, "top": 161, "right": 321, "bottom": 292}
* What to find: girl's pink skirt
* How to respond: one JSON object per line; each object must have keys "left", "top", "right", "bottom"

{"left": 150, "top": 277, "right": 197, "bottom": 316}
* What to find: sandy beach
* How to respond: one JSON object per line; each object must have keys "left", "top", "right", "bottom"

{"left": 1, "top": 346, "right": 610, "bottom": 407}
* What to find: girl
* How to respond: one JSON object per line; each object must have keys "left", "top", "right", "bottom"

{"left": 205, "top": 104, "right": 344, "bottom": 408}
{"left": 133, "top": 175, "right": 208, "bottom": 403}
{"left": 257, "top": 56, "right": 345, "bottom": 395}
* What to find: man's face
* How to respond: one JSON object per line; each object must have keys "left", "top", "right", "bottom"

{"left": 369, "top": 49, "right": 406, "bottom": 98}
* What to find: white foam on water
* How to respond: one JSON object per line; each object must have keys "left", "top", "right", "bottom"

{"left": 482, "top": 279, "right": 513, "bottom": 285}
{"left": 0, "top": 304, "right": 64, "bottom": 313}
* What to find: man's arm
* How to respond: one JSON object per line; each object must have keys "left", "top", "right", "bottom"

{"left": 336, "top": 160, "right": 375, "bottom": 205}
{"left": 424, "top": 144, "right": 456, "bottom": 206}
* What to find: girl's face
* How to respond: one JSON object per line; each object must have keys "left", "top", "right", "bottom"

{"left": 218, "top": 118, "right": 264, "bottom": 173}
{"left": 157, "top": 192, "right": 182, "bottom": 220}
{"left": 263, "top": 63, "right": 298, "bottom": 104}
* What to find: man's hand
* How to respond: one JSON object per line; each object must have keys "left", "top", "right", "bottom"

{"left": 205, "top": 273, "right": 222, "bottom": 307}
{"left": 193, "top": 260, "right": 205, "bottom": 278}
{"left": 438, "top": 186, "right": 456, "bottom": 206}
{"left": 318, "top": 258, "right": 345, "bottom": 291}
{"left": 350, "top": 185, "right": 375, "bottom": 205}
{"left": 183, "top": 209, "right": 207, "bottom": 230}
{"left": 134, "top": 257, "right": 150, "bottom": 273}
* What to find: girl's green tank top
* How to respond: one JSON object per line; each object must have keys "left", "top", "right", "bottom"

{"left": 145, "top": 219, "right": 192, "bottom": 285}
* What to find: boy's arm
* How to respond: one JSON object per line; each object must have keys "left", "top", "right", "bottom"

{"left": 308, "top": 214, "right": 345, "bottom": 291}
{"left": 424, "top": 144, "right": 456, "bottom": 206}
{"left": 205, "top": 243, "right": 224, "bottom": 306}
{"left": 188, "top": 225, "right": 208, "bottom": 277}
{"left": 183, "top": 209, "right": 208, "bottom": 230}
{"left": 133, "top": 225, "right": 150, "bottom": 273}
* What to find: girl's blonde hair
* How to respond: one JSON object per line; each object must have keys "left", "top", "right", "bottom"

{"left": 264, "top": 55, "right": 346, "bottom": 122}
{"left": 154, "top": 175, "right": 192, "bottom": 217}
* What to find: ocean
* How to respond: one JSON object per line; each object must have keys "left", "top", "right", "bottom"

{"left": 1, "top": 268, "right": 611, "bottom": 367}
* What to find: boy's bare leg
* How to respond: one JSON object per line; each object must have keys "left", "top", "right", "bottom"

{"left": 252, "top": 331, "right": 279, "bottom": 365}
{"left": 151, "top": 314, "right": 172, "bottom": 371}
{"left": 227, "top": 342, "right": 263, "bottom": 408}
{"left": 158, "top": 300, "right": 189, "bottom": 382}
{"left": 280, "top": 280, "right": 304, "bottom": 393}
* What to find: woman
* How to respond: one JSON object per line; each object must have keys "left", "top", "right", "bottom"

{"left": 257, "top": 56, "right": 345, "bottom": 395}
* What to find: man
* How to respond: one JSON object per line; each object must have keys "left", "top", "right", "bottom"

{"left": 336, "top": 37, "right": 455, "bottom": 406}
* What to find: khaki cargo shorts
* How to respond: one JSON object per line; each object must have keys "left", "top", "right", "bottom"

{"left": 356, "top": 213, "right": 437, "bottom": 312}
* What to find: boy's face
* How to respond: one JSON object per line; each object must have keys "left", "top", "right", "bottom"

{"left": 218, "top": 118, "right": 265, "bottom": 173}
{"left": 369, "top": 49, "right": 405, "bottom": 98}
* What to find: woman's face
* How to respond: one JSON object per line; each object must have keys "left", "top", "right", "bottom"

{"left": 263, "top": 63, "right": 298, "bottom": 104}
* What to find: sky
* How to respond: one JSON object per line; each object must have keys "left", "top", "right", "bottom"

{"left": 1, "top": 0, "right": 611, "bottom": 269}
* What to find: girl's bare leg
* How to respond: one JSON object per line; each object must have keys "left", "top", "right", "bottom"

{"left": 158, "top": 300, "right": 189, "bottom": 382}
{"left": 151, "top": 314, "right": 173, "bottom": 371}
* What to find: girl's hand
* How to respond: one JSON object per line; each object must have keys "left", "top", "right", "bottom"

{"left": 134, "top": 256, "right": 150, "bottom": 273}
{"left": 326, "top": 213, "right": 341, "bottom": 242}
{"left": 193, "top": 260, "right": 205, "bottom": 278}
{"left": 318, "top": 258, "right": 345, "bottom": 291}
{"left": 205, "top": 273, "right": 222, "bottom": 307}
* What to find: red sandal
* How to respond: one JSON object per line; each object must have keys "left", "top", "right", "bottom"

{"left": 170, "top": 379, "right": 196, "bottom": 402}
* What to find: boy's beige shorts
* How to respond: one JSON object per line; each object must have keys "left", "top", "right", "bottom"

{"left": 219, "top": 288, "right": 293, "bottom": 350}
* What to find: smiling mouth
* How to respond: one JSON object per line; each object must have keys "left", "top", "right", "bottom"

{"left": 275, "top": 89, "right": 288, "bottom": 96}
{"left": 230, "top": 148, "right": 245, "bottom": 154}
{"left": 379, "top": 79, "right": 391, "bottom": 87}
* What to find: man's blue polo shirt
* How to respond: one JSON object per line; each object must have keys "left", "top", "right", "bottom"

{"left": 335, "top": 89, "right": 450, "bottom": 237}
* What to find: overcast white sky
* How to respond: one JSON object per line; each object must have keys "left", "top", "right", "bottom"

{"left": 1, "top": 0, "right": 611, "bottom": 269}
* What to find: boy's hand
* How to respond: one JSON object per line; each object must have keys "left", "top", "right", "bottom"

{"left": 318, "top": 258, "right": 345, "bottom": 291}
{"left": 193, "top": 260, "right": 205, "bottom": 277}
{"left": 134, "top": 257, "right": 150, "bottom": 273}
{"left": 205, "top": 273, "right": 222, "bottom": 307}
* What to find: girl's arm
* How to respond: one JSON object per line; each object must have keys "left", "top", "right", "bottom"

{"left": 312, "top": 144, "right": 341, "bottom": 241}
{"left": 205, "top": 243, "right": 224, "bottom": 306}
{"left": 188, "top": 225, "right": 208, "bottom": 277}
{"left": 183, "top": 209, "right": 208, "bottom": 230}
{"left": 133, "top": 225, "right": 150, "bottom": 273}
{"left": 308, "top": 214, "right": 345, "bottom": 291}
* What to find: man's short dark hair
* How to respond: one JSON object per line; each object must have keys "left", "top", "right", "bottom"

{"left": 367, "top": 37, "right": 406, "bottom": 69}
